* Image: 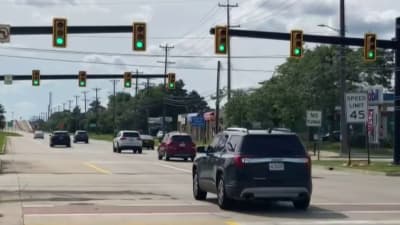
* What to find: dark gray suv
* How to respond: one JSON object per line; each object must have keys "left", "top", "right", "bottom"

{"left": 192, "top": 130, "right": 312, "bottom": 210}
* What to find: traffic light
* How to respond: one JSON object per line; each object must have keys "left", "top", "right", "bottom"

{"left": 215, "top": 26, "right": 228, "bottom": 54}
{"left": 52, "top": 18, "right": 67, "bottom": 48}
{"left": 78, "top": 71, "right": 87, "bottom": 87}
{"left": 364, "top": 33, "right": 377, "bottom": 62}
{"left": 124, "top": 72, "right": 132, "bottom": 88}
{"left": 167, "top": 73, "right": 176, "bottom": 90}
{"left": 32, "top": 70, "right": 40, "bottom": 86}
{"left": 290, "top": 30, "right": 303, "bottom": 58}
{"left": 133, "top": 22, "right": 146, "bottom": 51}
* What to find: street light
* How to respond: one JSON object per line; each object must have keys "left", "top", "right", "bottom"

{"left": 317, "top": 24, "right": 341, "bottom": 33}
{"left": 317, "top": 24, "right": 348, "bottom": 154}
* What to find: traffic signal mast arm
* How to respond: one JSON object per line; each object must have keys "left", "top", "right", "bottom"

{"left": 210, "top": 28, "right": 396, "bottom": 49}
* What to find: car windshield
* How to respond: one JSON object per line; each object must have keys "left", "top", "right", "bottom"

{"left": 123, "top": 132, "right": 139, "bottom": 137}
{"left": 240, "top": 135, "right": 306, "bottom": 157}
{"left": 171, "top": 135, "right": 192, "bottom": 143}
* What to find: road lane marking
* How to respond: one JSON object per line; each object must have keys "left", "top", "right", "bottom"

{"left": 277, "top": 220, "right": 400, "bottom": 225}
{"left": 225, "top": 221, "right": 241, "bottom": 225}
{"left": 155, "top": 163, "right": 191, "bottom": 174}
{"left": 314, "top": 202, "right": 400, "bottom": 205}
{"left": 24, "top": 212, "right": 215, "bottom": 216}
{"left": 84, "top": 162, "right": 111, "bottom": 175}
{"left": 23, "top": 204, "right": 54, "bottom": 208}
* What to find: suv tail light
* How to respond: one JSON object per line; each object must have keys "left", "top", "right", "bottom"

{"left": 233, "top": 155, "right": 249, "bottom": 169}
{"left": 191, "top": 143, "right": 196, "bottom": 148}
{"left": 120, "top": 137, "right": 126, "bottom": 140}
{"left": 306, "top": 155, "right": 312, "bottom": 174}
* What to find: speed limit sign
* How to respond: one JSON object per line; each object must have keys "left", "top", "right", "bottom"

{"left": 345, "top": 93, "right": 368, "bottom": 123}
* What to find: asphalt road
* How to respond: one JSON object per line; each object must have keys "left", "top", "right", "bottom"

{"left": 1, "top": 132, "right": 400, "bottom": 225}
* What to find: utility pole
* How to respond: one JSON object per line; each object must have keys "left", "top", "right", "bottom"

{"left": 147, "top": 77, "right": 150, "bottom": 94}
{"left": 74, "top": 95, "right": 80, "bottom": 108}
{"left": 62, "top": 102, "right": 66, "bottom": 111}
{"left": 219, "top": 0, "right": 238, "bottom": 101}
{"left": 158, "top": 44, "right": 175, "bottom": 134}
{"left": 48, "top": 92, "right": 52, "bottom": 120}
{"left": 82, "top": 91, "right": 89, "bottom": 113}
{"left": 394, "top": 17, "right": 400, "bottom": 165}
{"left": 135, "top": 69, "right": 140, "bottom": 97}
{"left": 339, "top": 0, "right": 348, "bottom": 155}
{"left": 93, "top": 88, "right": 101, "bottom": 134}
{"left": 110, "top": 80, "right": 119, "bottom": 134}
{"left": 216, "top": 61, "right": 221, "bottom": 133}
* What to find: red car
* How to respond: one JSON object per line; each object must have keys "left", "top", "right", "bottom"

{"left": 158, "top": 132, "right": 196, "bottom": 161}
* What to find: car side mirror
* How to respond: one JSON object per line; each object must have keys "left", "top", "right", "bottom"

{"left": 206, "top": 145, "right": 215, "bottom": 154}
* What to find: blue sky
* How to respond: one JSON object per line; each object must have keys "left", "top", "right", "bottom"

{"left": 0, "top": 0, "right": 398, "bottom": 120}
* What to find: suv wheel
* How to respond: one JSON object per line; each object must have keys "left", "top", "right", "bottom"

{"left": 293, "top": 196, "right": 310, "bottom": 210}
{"left": 158, "top": 154, "right": 163, "bottom": 160}
{"left": 117, "top": 144, "right": 121, "bottom": 153}
{"left": 193, "top": 171, "right": 207, "bottom": 200}
{"left": 138, "top": 148, "right": 142, "bottom": 154}
{"left": 217, "top": 177, "right": 233, "bottom": 209}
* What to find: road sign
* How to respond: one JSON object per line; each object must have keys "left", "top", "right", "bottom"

{"left": 89, "top": 123, "right": 97, "bottom": 128}
{"left": 0, "top": 24, "right": 10, "bottom": 43}
{"left": 4, "top": 75, "right": 12, "bottom": 85}
{"left": 346, "top": 93, "right": 368, "bottom": 123}
{"left": 191, "top": 116, "right": 205, "bottom": 127}
{"left": 306, "top": 110, "right": 322, "bottom": 127}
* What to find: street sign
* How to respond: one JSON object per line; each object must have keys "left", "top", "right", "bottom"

{"left": 191, "top": 116, "right": 205, "bottom": 127}
{"left": 346, "top": 93, "right": 368, "bottom": 123}
{"left": 4, "top": 75, "right": 12, "bottom": 85}
{"left": 0, "top": 24, "right": 10, "bottom": 43}
{"left": 89, "top": 123, "right": 97, "bottom": 128}
{"left": 306, "top": 110, "right": 322, "bottom": 127}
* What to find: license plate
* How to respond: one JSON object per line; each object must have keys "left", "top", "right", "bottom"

{"left": 179, "top": 143, "right": 186, "bottom": 147}
{"left": 269, "top": 162, "right": 284, "bottom": 171}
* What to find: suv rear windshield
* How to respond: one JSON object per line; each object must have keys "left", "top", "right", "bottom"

{"left": 54, "top": 132, "right": 69, "bottom": 136}
{"left": 240, "top": 135, "right": 306, "bottom": 157}
{"left": 123, "top": 132, "right": 139, "bottom": 138}
{"left": 77, "top": 131, "right": 87, "bottom": 135}
{"left": 171, "top": 135, "right": 192, "bottom": 143}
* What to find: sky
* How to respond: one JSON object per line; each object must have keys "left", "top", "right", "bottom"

{"left": 0, "top": 0, "right": 398, "bottom": 120}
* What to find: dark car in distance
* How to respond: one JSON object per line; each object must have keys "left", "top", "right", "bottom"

{"left": 50, "top": 131, "right": 71, "bottom": 148}
{"left": 73, "top": 130, "right": 89, "bottom": 143}
{"left": 158, "top": 132, "right": 196, "bottom": 161}
{"left": 192, "top": 130, "right": 312, "bottom": 210}
{"left": 140, "top": 134, "right": 155, "bottom": 149}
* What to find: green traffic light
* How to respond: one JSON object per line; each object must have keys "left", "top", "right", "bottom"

{"left": 219, "top": 44, "right": 225, "bottom": 52}
{"left": 368, "top": 51, "right": 375, "bottom": 59}
{"left": 33, "top": 80, "right": 39, "bottom": 86}
{"left": 294, "top": 48, "right": 301, "bottom": 56}
{"left": 79, "top": 81, "right": 86, "bottom": 87}
{"left": 56, "top": 37, "right": 64, "bottom": 45}
{"left": 169, "top": 83, "right": 175, "bottom": 89}
{"left": 136, "top": 41, "right": 144, "bottom": 49}
{"left": 125, "top": 82, "right": 131, "bottom": 88}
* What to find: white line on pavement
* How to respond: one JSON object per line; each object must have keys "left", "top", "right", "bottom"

{"left": 272, "top": 220, "right": 400, "bottom": 225}
{"left": 24, "top": 212, "right": 214, "bottom": 217}
{"left": 313, "top": 202, "right": 400, "bottom": 205}
{"left": 23, "top": 204, "right": 54, "bottom": 208}
{"left": 155, "top": 163, "right": 191, "bottom": 173}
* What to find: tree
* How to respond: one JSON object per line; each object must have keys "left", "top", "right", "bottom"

{"left": 0, "top": 104, "right": 6, "bottom": 129}
{"left": 224, "top": 45, "right": 393, "bottom": 132}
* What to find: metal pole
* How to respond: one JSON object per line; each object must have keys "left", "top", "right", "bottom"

{"left": 394, "top": 17, "right": 400, "bottom": 165}
{"left": 216, "top": 61, "right": 221, "bottom": 133}
{"left": 112, "top": 80, "right": 117, "bottom": 134}
{"left": 339, "top": 0, "right": 349, "bottom": 154}
{"left": 135, "top": 69, "right": 139, "bottom": 97}
{"left": 227, "top": 0, "right": 231, "bottom": 101}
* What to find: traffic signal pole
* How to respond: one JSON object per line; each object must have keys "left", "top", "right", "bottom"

{"left": 210, "top": 17, "right": 400, "bottom": 165}
{"left": 394, "top": 17, "right": 400, "bottom": 165}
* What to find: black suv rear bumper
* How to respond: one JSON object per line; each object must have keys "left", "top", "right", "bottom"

{"left": 225, "top": 184, "right": 311, "bottom": 201}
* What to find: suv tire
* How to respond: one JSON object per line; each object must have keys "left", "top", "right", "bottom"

{"left": 217, "top": 177, "right": 233, "bottom": 209}
{"left": 293, "top": 196, "right": 310, "bottom": 210}
{"left": 193, "top": 171, "right": 207, "bottom": 200}
{"left": 164, "top": 152, "right": 170, "bottom": 161}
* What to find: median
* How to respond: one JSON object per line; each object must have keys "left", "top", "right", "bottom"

{"left": 313, "top": 159, "right": 400, "bottom": 176}
{"left": 0, "top": 131, "right": 22, "bottom": 154}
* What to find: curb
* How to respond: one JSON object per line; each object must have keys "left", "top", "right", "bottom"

{"left": 314, "top": 164, "right": 400, "bottom": 177}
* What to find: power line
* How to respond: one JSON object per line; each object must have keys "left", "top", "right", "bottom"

{"left": 0, "top": 46, "right": 287, "bottom": 59}
{"left": 0, "top": 53, "right": 275, "bottom": 73}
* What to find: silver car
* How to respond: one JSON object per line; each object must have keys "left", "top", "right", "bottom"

{"left": 113, "top": 130, "right": 143, "bottom": 154}
{"left": 33, "top": 130, "right": 44, "bottom": 139}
